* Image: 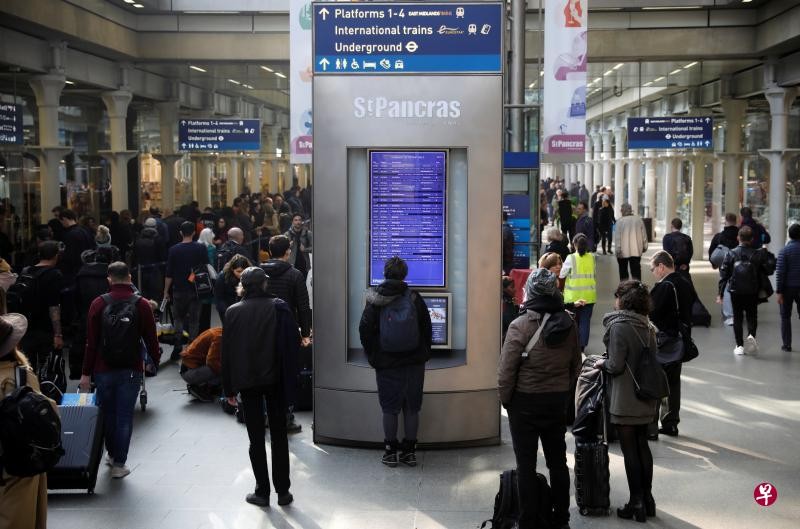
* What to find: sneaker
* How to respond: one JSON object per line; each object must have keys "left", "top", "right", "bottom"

{"left": 382, "top": 446, "right": 398, "bottom": 467}
{"left": 724, "top": 318, "right": 734, "bottom": 326}
{"left": 187, "top": 385, "right": 213, "bottom": 403}
{"left": 745, "top": 335, "right": 758, "bottom": 355}
{"left": 277, "top": 492, "right": 294, "bottom": 506}
{"left": 286, "top": 417, "right": 302, "bottom": 434}
{"left": 111, "top": 465, "right": 131, "bottom": 479}
{"left": 782, "top": 345, "right": 792, "bottom": 352}
{"left": 658, "top": 425, "right": 679, "bottom": 437}
{"left": 733, "top": 345, "right": 745, "bottom": 356}
{"left": 399, "top": 439, "right": 417, "bottom": 467}
{"left": 245, "top": 491, "right": 269, "bottom": 507}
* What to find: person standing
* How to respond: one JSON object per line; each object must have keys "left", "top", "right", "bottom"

{"left": 132, "top": 218, "right": 167, "bottom": 302}
{"left": 717, "top": 226, "right": 760, "bottom": 356}
{"left": 648, "top": 251, "right": 694, "bottom": 438}
{"left": 594, "top": 281, "right": 659, "bottom": 522}
{"left": 776, "top": 224, "right": 800, "bottom": 352}
{"left": 661, "top": 218, "right": 694, "bottom": 275}
{"left": 498, "top": 269, "right": 580, "bottom": 529}
{"left": 561, "top": 234, "right": 597, "bottom": 353}
{"left": 58, "top": 209, "right": 96, "bottom": 284}
{"left": 614, "top": 203, "right": 648, "bottom": 281}
{"left": 197, "top": 228, "right": 217, "bottom": 334}
{"left": 222, "top": 267, "right": 298, "bottom": 507}
{"left": 574, "top": 201, "right": 595, "bottom": 252}
{"left": 557, "top": 189, "right": 574, "bottom": 242}
{"left": 502, "top": 211, "right": 515, "bottom": 274}
{"left": 80, "top": 262, "right": 160, "bottom": 479}
{"left": 597, "top": 197, "right": 615, "bottom": 255}
{"left": 163, "top": 222, "right": 208, "bottom": 360}
{"left": 359, "top": 257, "right": 433, "bottom": 467}
{"left": 285, "top": 214, "right": 312, "bottom": 279}
{"left": 214, "top": 254, "right": 252, "bottom": 323}
{"left": 740, "top": 207, "right": 771, "bottom": 250}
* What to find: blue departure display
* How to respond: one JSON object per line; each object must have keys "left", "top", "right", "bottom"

{"left": 178, "top": 118, "right": 261, "bottom": 151}
{"left": 370, "top": 151, "right": 447, "bottom": 287}
{"left": 627, "top": 117, "right": 713, "bottom": 150}
{"left": 314, "top": 3, "right": 502, "bottom": 74}
{"left": 0, "top": 103, "right": 23, "bottom": 145}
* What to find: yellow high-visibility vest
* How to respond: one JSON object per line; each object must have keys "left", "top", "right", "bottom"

{"left": 564, "top": 252, "right": 597, "bottom": 304}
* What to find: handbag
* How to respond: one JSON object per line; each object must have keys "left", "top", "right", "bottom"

{"left": 627, "top": 326, "right": 669, "bottom": 401}
{"left": 660, "top": 281, "right": 700, "bottom": 364}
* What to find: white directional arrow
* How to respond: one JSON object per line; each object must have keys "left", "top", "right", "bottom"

{"left": 319, "top": 7, "right": 329, "bottom": 20}
{"left": 319, "top": 58, "right": 330, "bottom": 71}
{"left": 181, "top": 120, "right": 186, "bottom": 125}
{"left": 705, "top": 117, "right": 711, "bottom": 123}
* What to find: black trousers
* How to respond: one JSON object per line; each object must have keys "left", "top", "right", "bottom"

{"left": 617, "top": 257, "right": 642, "bottom": 281}
{"left": 731, "top": 294, "right": 758, "bottom": 347}
{"left": 599, "top": 228, "right": 612, "bottom": 253}
{"left": 779, "top": 287, "right": 800, "bottom": 348}
{"left": 508, "top": 391, "right": 570, "bottom": 528}
{"left": 649, "top": 362, "right": 682, "bottom": 434}
{"left": 239, "top": 384, "right": 291, "bottom": 496}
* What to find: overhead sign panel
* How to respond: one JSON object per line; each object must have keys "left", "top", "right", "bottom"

{"left": 628, "top": 117, "right": 713, "bottom": 150}
{"left": 178, "top": 118, "right": 261, "bottom": 152}
{"left": 0, "top": 103, "right": 23, "bottom": 145}
{"left": 313, "top": 2, "right": 503, "bottom": 74}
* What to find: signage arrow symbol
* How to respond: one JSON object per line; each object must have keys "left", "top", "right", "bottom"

{"left": 181, "top": 120, "right": 186, "bottom": 125}
{"left": 705, "top": 117, "right": 711, "bottom": 123}
{"left": 319, "top": 7, "right": 329, "bottom": 20}
{"left": 319, "top": 58, "right": 330, "bottom": 71}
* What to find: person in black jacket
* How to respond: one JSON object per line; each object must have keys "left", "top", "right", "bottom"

{"left": 214, "top": 254, "right": 252, "bottom": 322}
{"left": 709, "top": 213, "right": 740, "bottom": 259}
{"left": 717, "top": 226, "right": 760, "bottom": 356}
{"left": 543, "top": 227, "right": 570, "bottom": 263}
{"left": 58, "top": 208, "right": 96, "bottom": 284}
{"left": 648, "top": 251, "right": 694, "bottom": 439}
{"left": 359, "top": 256, "right": 433, "bottom": 468}
{"left": 132, "top": 219, "right": 167, "bottom": 302}
{"left": 597, "top": 197, "right": 615, "bottom": 255}
{"left": 662, "top": 218, "right": 694, "bottom": 275}
{"left": 222, "top": 267, "right": 298, "bottom": 508}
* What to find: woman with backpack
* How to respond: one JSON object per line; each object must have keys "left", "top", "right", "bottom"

{"left": 197, "top": 228, "right": 218, "bottom": 333}
{"left": 359, "top": 256, "right": 433, "bottom": 468}
{"left": 0, "top": 313, "right": 56, "bottom": 529}
{"left": 593, "top": 281, "right": 659, "bottom": 522}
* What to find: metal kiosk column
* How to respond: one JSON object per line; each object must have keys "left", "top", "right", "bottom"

{"left": 312, "top": 2, "right": 504, "bottom": 447}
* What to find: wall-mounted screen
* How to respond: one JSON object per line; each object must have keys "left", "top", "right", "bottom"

{"left": 420, "top": 293, "right": 452, "bottom": 350}
{"left": 369, "top": 150, "right": 447, "bottom": 287}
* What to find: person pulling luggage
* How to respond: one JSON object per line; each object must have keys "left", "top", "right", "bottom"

{"left": 497, "top": 268, "right": 580, "bottom": 529}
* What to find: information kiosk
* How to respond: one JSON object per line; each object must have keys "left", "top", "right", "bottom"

{"left": 312, "top": 2, "right": 504, "bottom": 446}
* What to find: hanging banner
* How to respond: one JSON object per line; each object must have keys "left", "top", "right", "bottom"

{"left": 290, "top": 0, "right": 313, "bottom": 164}
{"left": 543, "top": 0, "right": 587, "bottom": 163}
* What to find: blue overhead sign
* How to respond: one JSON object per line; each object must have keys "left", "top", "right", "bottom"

{"left": 0, "top": 103, "right": 23, "bottom": 145}
{"left": 313, "top": 2, "right": 503, "bottom": 74}
{"left": 628, "top": 117, "right": 713, "bottom": 150}
{"left": 178, "top": 118, "right": 261, "bottom": 152}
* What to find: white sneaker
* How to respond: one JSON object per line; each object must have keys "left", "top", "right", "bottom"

{"left": 733, "top": 346, "right": 745, "bottom": 356}
{"left": 745, "top": 335, "right": 759, "bottom": 356}
{"left": 105, "top": 454, "right": 114, "bottom": 466}
{"left": 724, "top": 318, "right": 734, "bottom": 326}
{"left": 111, "top": 465, "right": 131, "bottom": 479}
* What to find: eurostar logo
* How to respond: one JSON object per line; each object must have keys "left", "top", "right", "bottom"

{"left": 437, "top": 25, "right": 464, "bottom": 35}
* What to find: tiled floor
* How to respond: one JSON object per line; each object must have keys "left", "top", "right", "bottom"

{"left": 48, "top": 245, "right": 800, "bottom": 529}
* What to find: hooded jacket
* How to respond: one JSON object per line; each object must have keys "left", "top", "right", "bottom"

{"left": 133, "top": 227, "right": 166, "bottom": 267}
{"left": 601, "top": 310, "right": 658, "bottom": 423}
{"left": 261, "top": 259, "right": 311, "bottom": 338}
{"left": 497, "top": 294, "right": 581, "bottom": 405}
{"left": 358, "top": 279, "right": 433, "bottom": 370}
{"left": 709, "top": 225, "right": 739, "bottom": 259}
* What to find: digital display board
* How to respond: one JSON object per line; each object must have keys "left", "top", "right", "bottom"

{"left": 369, "top": 150, "right": 447, "bottom": 287}
{"left": 420, "top": 293, "right": 451, "bottom": 349}
{"left": 0, "top": 103, "right": 23, "bottom": 145}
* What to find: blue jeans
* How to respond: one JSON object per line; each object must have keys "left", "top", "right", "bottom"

{"left": 95, "top": 370, "right": 142, "bottom": 466}
{"left": 574, "top": 303, "right": 594, "bottom": 351}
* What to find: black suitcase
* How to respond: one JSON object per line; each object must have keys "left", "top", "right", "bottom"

{"left": 692, "top": 298, "right": 711, "bottom": 327}
{"left": 295, "top": 343, "right": 313, "bottom": 411}
{"left": 48, "top": 403, "right": 104, "bottom": 494}
{"left": 575, "top": 373, "right": 611, "bottom": 516}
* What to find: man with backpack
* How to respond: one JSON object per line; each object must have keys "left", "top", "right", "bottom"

{"left": 163, "top": 222, "right": 208, "bottom": 361}
{"left": 80, "top": 261, "right": 160, "bottom": 479}
{"left": 718, "top": 226, "right": 763, "bottom": 356}
{"left": 11, "top": 241, "right": 64, "bottom": 370}
{"left": 359, "top": 256, "right": 433, "bottom": 467}
{"left": 710, "top": 213, "right": 741, "bottom": 326}
{"left": 217, "top": 227, "right": 253, "bottom": 270}
{"left": 662, "top": 218, "right": 694, "bottom": 275}
{"left": 0, "top": 312, "right": 62, "bottom": 529}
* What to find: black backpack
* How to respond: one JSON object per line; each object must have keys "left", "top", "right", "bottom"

{"left": 38, "top": 350, "right": 67, "bottom": 404}
{"left": 192, "top": 265, "right": 214, "bottom": 299}
{"left": 100, "top": 294, "right": 142, "bottom": 368}
{"left": 729, "top": 252, "right": 758, "bottom": 296}
{"left": 482, "top": 469, "right": 553, "bottom": 529}
{"left": 670, "top": 234, "right": 692, "bottom": 265}
{"left": 379, "top": 290, "right": 420, "bottom": 353}
{"left": 6, "top": 266, "right": 48, "bottom": 315}
{"left": 0, "top": 370, "right": 64, "bottom": 480}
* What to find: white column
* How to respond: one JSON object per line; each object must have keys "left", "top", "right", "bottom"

{"left": 760, "top": 86, "right": 798, "bottom": 251}
{"left": 614, "top": 127, "right": 627, "bottom": 217}
{"left": 194, "top": 156, "right": 212, "bottom": 208}
{"left": 155, "top": 101, "right": 180, "bottom": 212}
{"left": 690, "top": 157, "right": 705, "bottom": 259}
{"left": 720, "top": 98, "right": 747, "bottom": 217}
{"left": 601, "top": 130, "right": 613, "bottom": 189}
{"left": 100, "top": 90, "right": 137, "bottom": 212}
{"left": 590, "top": 132, "right": 602, "bottom": 190}
{"left": 644, "top": 150, "right": 657, "bottom": 219}
{"left": 664, "top": 157, "right": 678, "bottom": 223}
{"left": 28, "top": 74, "right": 71, "bottom": 219}
{"left": 226, "top": 156, "right": 240, "bottom": 201}
{"left": 711, "top": 158, "right": 724, "bottom": 235}
{"left": 629, "top": 155, "right": 642, "bottom": 217}
{"left": 577, "top": 163, "right": 585, "bottom": 190}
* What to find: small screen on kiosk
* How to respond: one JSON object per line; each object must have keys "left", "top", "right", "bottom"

{"left": 420, "top": 294, "right": 450, "bottom": 348}
{"left": 369, "top": 150, "right": 447, "bottom": 287}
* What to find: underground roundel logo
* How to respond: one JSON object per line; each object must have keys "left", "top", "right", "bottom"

{"left": 753, "top": 482, "right": 777, "bottom": 507}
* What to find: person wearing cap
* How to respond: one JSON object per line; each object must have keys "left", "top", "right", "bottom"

{"left": 222, "top": 266, "right": 299, "bottom": 507}
{"left": 80, "top": 261, "right": 160, "bottom": 479}
{"left": 0, "top": 313, "right": 54, "bottom": 529}
{"left": 497, "top": 268, "right": 581, "bottom": 529}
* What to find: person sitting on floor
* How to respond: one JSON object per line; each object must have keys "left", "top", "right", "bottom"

{"left": 180, "top": 327, "right": 223, "bottom": 402}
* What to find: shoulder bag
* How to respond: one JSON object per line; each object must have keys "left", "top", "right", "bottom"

{"left": 626, "top": 326, "right": 669, "bottom": 401}
{"left": 522, "top": 313, "right": 551, "bottom": 359}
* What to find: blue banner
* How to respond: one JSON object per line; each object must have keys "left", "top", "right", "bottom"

{"left": 0, "top": 103, "right": 23, "bottom": 145}
{"left": 503, "top": 194, "right": 531, "bottom": 270}
{"left": 314, "top": 2, "right": 502, "bottom": 74}
{"left": 178, "top": 118, "right": 261, "bottom": 152}
{"left": 627, "top": 116, "right": 713, "bottom": 150}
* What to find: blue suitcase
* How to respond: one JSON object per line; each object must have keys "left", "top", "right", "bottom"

{"left": 48, "top": 398, "right": 104, "bottom": 494}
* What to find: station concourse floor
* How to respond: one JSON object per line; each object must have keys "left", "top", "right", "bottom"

{"left": 48, "top": 245, "right": 800, "bottom": 529}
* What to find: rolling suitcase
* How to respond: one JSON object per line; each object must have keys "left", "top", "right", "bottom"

{"left": 48, "top": 395, "right": 104, "bottom": 494}
{"left": 295, "top": 343, "right": 313, "bottom": 411}
{"left": 574, "top": 373, "right": 611, "bottom": 516}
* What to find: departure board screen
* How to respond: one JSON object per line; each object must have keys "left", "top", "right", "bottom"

{"left": 369, "top": 151, "right": 447, "bottom": 287}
